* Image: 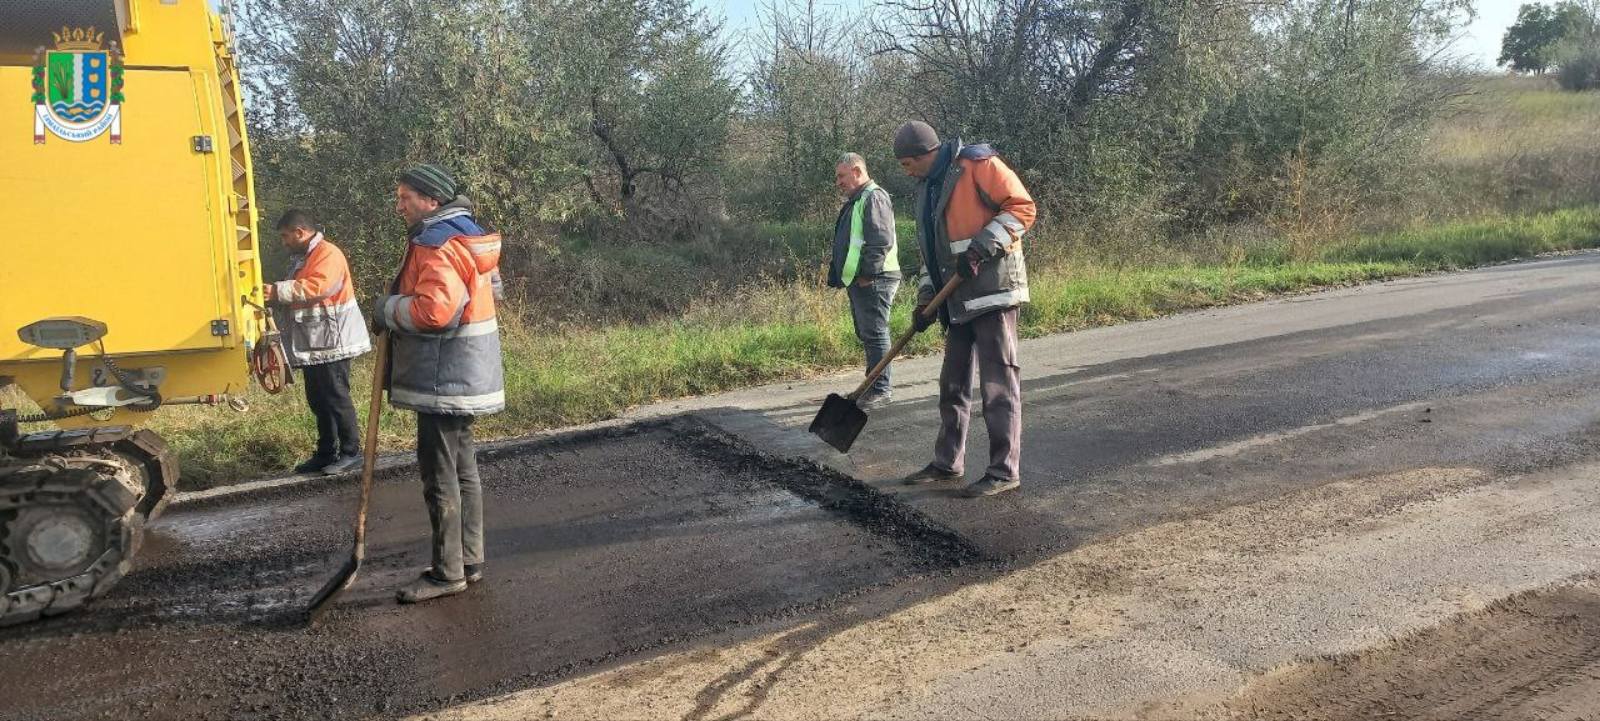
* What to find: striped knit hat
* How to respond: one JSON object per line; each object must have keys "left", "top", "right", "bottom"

{"left": 398, "top": 163, "right": 459, "bottom": 203}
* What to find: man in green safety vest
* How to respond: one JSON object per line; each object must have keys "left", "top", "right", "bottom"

{"left": 828, "top": 152, "right": 902, "bottom": 411}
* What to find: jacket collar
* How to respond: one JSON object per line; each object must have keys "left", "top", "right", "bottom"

{"left": 287, "top": 232, "right": 324, "bottom": 274}
{"left": 845, "top": 180, "right": 877, "bottom": 204}
{"left": 407, "top": 195, "right": 475, "bottom": 240}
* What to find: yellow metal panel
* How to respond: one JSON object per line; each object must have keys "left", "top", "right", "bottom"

{"left": 0, "top": 67, "right": 229, "bottom": 361}
{"left": 0, "top": 0, "right": 266, "bottom": 429}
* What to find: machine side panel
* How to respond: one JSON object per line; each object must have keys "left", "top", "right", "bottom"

{"left": 0, "top": 67, "right": 230, "bottom": 362}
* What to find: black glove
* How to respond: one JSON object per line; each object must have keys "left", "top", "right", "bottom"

{"left": 956, "top": 248, "right": 983, "bottom": 280}
{"left": 913, "top": 304, "right": 937, "bottom": 332}
{"left": 369, "top": 295, "right": 390, "bottom": 334}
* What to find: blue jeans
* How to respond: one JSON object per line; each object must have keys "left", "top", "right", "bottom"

{"left": 847, "top": 275, "right": 900, "bottom": 396}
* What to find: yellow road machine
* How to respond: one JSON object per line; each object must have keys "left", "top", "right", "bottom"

{"left": 0, "top": 0, "right": 285, "bottom": 624}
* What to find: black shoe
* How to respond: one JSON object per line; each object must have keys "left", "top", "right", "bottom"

{"left": 962, "top": 475, "right": 1021, "bottom": 497}
{"left": 294, "top": 455, "right": 337, "bottom": 474}
{"left": 465, "top": 564, "right": 484, "bottom": 584}
{"left": 903, "top": 463, "right": 963, "bottom": 486}
{"left": 321, "top": 454, "right": 363, "bottom": 476}
{"left": 396, "top": 570, "right": 468, "bottom": 604}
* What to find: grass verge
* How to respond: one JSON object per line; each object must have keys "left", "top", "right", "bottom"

{"left": 47, "top": 205, "right": 1600, "bottom": 489}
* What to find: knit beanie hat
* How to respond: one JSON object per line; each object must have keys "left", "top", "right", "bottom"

{"left": 398, "top": 164, "right": 459, "bottom": 203}
{"left": 893, "top": 121, "right": 941, "bottom": 159}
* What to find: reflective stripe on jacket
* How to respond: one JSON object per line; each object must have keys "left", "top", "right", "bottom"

{"left": 828, "top": 182, "right": 901, "bottom": 288}
{"left": 271, "top": 234, "right": 371, "bottom": 367}
{"left": 914, "top": 142, "right": 1037, "bottom": 325}
{"left": 381, "top": 207, "right": 505, "bottom": 416}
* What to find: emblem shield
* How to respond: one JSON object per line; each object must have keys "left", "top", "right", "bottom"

{"left": 47, "top": 51, "right": 110, "bottom": 123}
{"left": 31, "top": 28, "right": 123, "bottom": 144}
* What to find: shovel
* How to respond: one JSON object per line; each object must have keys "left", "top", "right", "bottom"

{"left": 809, "top": 274, "right": 964, "bottom": 453}
{"left": 305, "top": 330, "right": 389, "bottom": 622}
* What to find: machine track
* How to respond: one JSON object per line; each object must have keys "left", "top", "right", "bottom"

{"left": 0, "top": 427, "right": 175, "bottom": 625}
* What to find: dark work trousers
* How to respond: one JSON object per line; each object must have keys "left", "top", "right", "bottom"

{"left": 847, "top": 275, "right": 900, "bottom": 396}
{"left": 933, "top": 307, "right": 1023, "bottom": 481}
{"left": 301, "top": 359, "right": 359, "bottom": 458}
{"left": 417, "top": 413, "right": 484, "bottom": 582}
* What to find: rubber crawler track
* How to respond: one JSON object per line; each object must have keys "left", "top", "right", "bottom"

{"left": 0, "top": 427, "right": 174, "bottom": 625}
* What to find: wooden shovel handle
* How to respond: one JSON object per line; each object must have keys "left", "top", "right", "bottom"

{"left": 848, "top": 275, "right": 964, "bottom": 400}
{"left": 352, "top": 331, "right": 389, "bottom": 559}
{"left": 845, "top": 238, "right": 1023, "bottom": 400}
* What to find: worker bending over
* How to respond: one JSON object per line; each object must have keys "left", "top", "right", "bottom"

{"left": 264, "top": 210, "right": 372, "bottom": 476}
{"left": 893, "top": 121, "right": 1037, "bottom": 498}
{"left": 371, "top": 164, "right": 506, "bottom": 603}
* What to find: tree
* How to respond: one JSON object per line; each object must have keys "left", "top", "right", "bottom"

{"left": 540, "top": 0, "right": 739, "bottom": 232}
{"left": 240, "top": 0, "right": 740, "bottom": 275}
{"left": 859, "top": 0, "right": 1469, "bottom": 248}
{"left": 1499, "top": 1, "right": 1592, "bottom": 73}
{"left": 239, "top": 0, "right": 576, "bottom": 285}
{"left": 1552, "top": 0, "right": 1600, "bottom": 89}
{"left": 740, "top": 0, "right": 910, "bottom": 221}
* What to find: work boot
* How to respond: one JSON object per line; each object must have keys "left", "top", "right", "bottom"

{"left": 464, "top": 564, "right": 485, "bottom": 584}
{"left": 857, "top": 391, "right": 893, "bottom": 412}
{"left": 962, "top": 475, "right": 1021, "bottom": 498}
{"left": 396, "top": 570, "right": 467, "bottom": 604}
{"left": 321, "top": 453, "right": 363, "bottom": 476}
{"left": 903, "top": 463, "right": 963, "bottom": 486}
{"left": 293, "top": 455, "right": 337, "bottom": 475}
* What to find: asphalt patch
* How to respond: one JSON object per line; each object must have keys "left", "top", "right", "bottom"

{"left": 0, "top": 419, "right": 969, "bottom": 720}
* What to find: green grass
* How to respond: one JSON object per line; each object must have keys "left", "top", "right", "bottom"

{"left": 108, "top": 204, "right": 1598, "bottom": 489}
{"left": 16, "top": 77, "right": 1600, "bottom": 489}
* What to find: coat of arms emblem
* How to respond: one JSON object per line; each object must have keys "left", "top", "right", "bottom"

{"left": 31, "top": 27, "right": 124, "bottom": 144}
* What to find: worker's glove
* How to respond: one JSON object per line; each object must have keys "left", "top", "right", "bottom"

{"left": 913, "top": 304, "right": 937, "bottom": 333}
{"left": 261, "top": 284, "right": 276, "bottom": 304}
{"left": 369, "top": 295, "right": 391, "bottom": 334}
{"left": 955, "top": 248, "right": 984, "bottom": 280}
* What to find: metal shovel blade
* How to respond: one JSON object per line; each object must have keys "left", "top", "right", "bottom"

{"left": 304, "top": 548, "right": 360, "bottom": 624}
{"left": 809, "top": 393, "right": 869, "bottom": 453}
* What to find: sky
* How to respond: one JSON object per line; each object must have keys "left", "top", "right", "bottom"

{"left": 1461, "top": 0, "right": 1525, "bottom": 68}
{"left": 695, "top": 0, "right": 1528, "bottom": 70}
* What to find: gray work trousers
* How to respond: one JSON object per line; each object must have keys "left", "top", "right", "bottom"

{"left": 417, "top": 413, "right": 484, "bottom": 582}
{"left": 933, "top": 307, "right": 1022, "bottom": 480}
{"left": 847, "top": 276, "right": 900, "bottom": 396}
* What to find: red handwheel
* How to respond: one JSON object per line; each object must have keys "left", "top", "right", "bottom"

{"left": 252, "top": 334, "right": 290, "bottom": 394}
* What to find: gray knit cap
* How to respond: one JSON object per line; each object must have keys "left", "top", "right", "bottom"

{"left": 398, "top": 163, "right": 459, "bottom": 203}
{"left": 893, "top": 121, "right": 941, "bottom": 159}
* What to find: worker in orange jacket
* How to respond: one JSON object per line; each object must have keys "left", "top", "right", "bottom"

{"left": 263, "top": 209, "right": 372, "bottom": 476}
{"left": 893, "top": 121, "right": 1037, "bottom": 497}
{"left": 372, "top": 164, "right": 505, "bottom": 604}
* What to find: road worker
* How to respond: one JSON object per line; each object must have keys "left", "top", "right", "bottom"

{"left": 371, "top": 164, "right": 506, "bottom": 603}
{"left": 827, "top": 152, "right": 901, "bottom": 411}
{"left": 264, "top": 209, "right": 372, "bottom": 476}
{"left": 893, "top": 121, "right": 1037, "bottom": 497}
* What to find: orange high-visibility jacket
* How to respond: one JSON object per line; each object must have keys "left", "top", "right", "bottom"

{"left": 269, "top": 234, "right": 371, "bottom": 367}
{"left": 379, "top": 207, "right": 505, "bottom": 416}
{"left": 914, "top": 143, "right": 1037, "bottom": 325}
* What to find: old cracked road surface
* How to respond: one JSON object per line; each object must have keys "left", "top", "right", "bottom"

{"left": 6, "top": 253, "right": 1600, "bottom": 721}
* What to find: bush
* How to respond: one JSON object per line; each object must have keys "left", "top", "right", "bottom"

{"left": 1556, "top": 42, "right": 1600, "bottom": 91}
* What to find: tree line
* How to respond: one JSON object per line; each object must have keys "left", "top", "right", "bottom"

{"left": 1499, "top": 0, "right": 1600, "bottom": 90}
{"left": 239, "top": 0, "right": 1479, "bottom": 311}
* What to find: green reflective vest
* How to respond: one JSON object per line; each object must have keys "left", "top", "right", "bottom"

{"left": 842, "top": 182, "right": 900, "bottom": 286}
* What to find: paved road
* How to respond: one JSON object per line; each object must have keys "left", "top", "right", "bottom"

{"left": 5, "top": 254, "right": 1600, "bottom": 720}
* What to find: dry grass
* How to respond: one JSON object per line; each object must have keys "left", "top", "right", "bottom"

{"left": 1414, "top": 75, "right": 1600, "bottom": 220}
{"left": 7, "top": 75, "right": 1600, "bottom": 488}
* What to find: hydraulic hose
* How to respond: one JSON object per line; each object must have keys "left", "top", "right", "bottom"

{"left": 95, "top": 340, "right": 161, "bottom": 410}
